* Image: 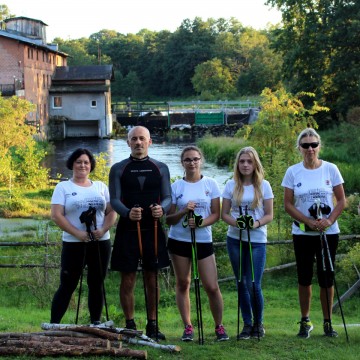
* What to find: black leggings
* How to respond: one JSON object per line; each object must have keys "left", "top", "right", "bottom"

{"left": 50, "top": 240, "right": 111, "bottom": 323}
{"left": 293, "top": 234, "right": 338, "bottom": 288}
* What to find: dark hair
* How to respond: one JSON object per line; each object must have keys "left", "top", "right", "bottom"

{"left": 180, "top": 145, "right": 205, "bottom": 163}
{"left": 66, "top": 148, "right": 96, "bottom": 172}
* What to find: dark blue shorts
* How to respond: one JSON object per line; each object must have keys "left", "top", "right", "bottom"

{"left": 168, "top": 238, "right": 214, "bottom": 260}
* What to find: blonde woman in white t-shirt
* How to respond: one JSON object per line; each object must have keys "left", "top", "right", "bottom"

{"left": 221, "top": 146, "right": 273, "bottom": 340}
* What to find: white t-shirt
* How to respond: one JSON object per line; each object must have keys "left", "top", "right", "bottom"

{"left": 222, "top": 179, "right": 274, "bottom": 243}
{"left": 168, "top": 176, "right": 221, "bottom": 243}
{"left": 281, "top": 160, "right": 344, "bottom": 235}
{"left": 51, "top": 179, "right": 111, "bottom": 242}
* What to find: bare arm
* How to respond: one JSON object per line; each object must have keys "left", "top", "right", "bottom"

{"left": 92, "top": 203, "right": 117, "bottom": 240}
{"left": 221, "top": 198, "right": 236, "bottom": 227}
{"left": 51, "top": 204, "right": 88, "bottom": 242}
{"left": 321, "top": 184, "right": 346, "bottom": 228}
{"left": 166, "top": 201, "right": 196, "bottom": 226}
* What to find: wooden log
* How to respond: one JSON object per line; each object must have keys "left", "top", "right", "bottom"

{"left": 333, "top": 277, "right": 360, "bottom": 311}
{"left": 0, "top": 336, "right": 112, "bottom": 348}
{"left": 41, "top": 325, "right": 123, "bottom": 341}
{"left": 0, "top": 345, "right": 147, "bottom": 358}
{"left": 0, "top": 331, "right": 89, "bottom": 339}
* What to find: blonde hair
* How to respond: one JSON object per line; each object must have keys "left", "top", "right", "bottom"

{"left": 233, "top": 146, "right": 264, "bottom": 209}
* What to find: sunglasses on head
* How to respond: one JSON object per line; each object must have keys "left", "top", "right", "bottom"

{"left": 300, "top": 142, "right": 319, "bottom": 149}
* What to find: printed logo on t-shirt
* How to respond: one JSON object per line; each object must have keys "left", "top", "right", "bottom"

{"left": 296, "top": 182, "right": 302, "bottom": 187}
{"left": 72, "top": 192, "right": 77, "bottom": 196}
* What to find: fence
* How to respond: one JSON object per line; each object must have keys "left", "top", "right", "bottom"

{"left": 1, "top": 234, "right": 359, "bottom": 274}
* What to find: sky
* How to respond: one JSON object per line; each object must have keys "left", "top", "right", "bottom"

{"left": 4, "top": 0, "right": 282, "bottom": 42}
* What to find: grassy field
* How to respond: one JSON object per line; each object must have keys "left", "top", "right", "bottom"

{"left": 1, "top": 263, "right": 359, "bottom": 360}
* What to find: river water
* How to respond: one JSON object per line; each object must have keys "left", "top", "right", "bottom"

{"left": 44, "top": 138, "right": 233, "bottom": 190}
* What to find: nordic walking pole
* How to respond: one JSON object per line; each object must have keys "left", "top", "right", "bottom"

{"left": 236, "top": 206, "right": 245, "bottom": 340}
{"left": 315, "top": 199, "right": 349, "bottom": 342}
{"left": 76, "top": 206, "right": 97, "bottom": 324}
{"left": 189, "top": 210, "right": 204, "bottom": 345}
{"left": 151, "top": 203, "right": 159, "bottom": 342}
{"left": 245, "top": 205, "right": 260, "bottom": 341}
{"left": 315, "top": 199, "right": 332, "bottom": 328}
{"left": 322, "top": 231, "right": 349, "bottom": 342}
{"left": 135, "top": 204, "right": 149, "bottom": 321}
{"left": 92, "top": 213, "right": 109, "bottom": 322}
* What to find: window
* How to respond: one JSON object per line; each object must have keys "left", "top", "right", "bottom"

{"left": 53, "top": 96, "right": 62, "bottom": 109}
{"left": 91, "top": 100, "right": 97, "bottom": 108}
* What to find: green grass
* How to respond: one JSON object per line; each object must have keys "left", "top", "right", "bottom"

{"left": 1, "top": 267, "right": 359, "bottom": 360}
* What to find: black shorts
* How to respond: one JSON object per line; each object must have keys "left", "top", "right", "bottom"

{"left": 293, "top": 234, "right": 338, "bottom": 288}
{"left": 168, "top": 238, "right": 214, "bottom": 260}
{"left": 111, "top": 221, "right": 170, "bottom": 272}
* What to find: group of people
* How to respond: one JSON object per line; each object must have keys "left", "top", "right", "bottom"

{"left": 50, "top": 125, "right": 345, "bottom": 342}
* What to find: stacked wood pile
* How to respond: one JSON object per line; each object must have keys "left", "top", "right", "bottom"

{"left": 0, "top": 323, "right": 181, "bottom": 358}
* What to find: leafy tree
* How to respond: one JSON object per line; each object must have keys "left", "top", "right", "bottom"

{"left": 54, "top": 38, "right": 99, "bottom": 66}
{"left": 191, "top": 58, "right": 236, "bottom": 98}
{"left": 0, "top": 96, "right": 49, "bottom": 189}
{"left": 121, "top": 70, "right": 143, "bottom": 99}
{"left": 266, "top": 0, "right": 360, "bottom": 122}
{"left": 237, "top": 28, "right": 282, "bottom": 95}
{"left": 0, "top": 4, "right": 13, "bottom": 22}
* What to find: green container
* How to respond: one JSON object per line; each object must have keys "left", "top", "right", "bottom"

{"left": 195, "top": 112, "right": 224, "bottom": 125}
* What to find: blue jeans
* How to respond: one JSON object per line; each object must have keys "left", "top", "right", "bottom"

{"left": 227, "top": 236, "right": 266, "bottom": 325}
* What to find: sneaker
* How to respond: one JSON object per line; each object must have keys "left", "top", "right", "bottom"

{"left": 237, "top": 324, "right": 253, "bottom": 340}
{"left": 297, "top": 320, "right": 313, "bottom": 339}
{"left": 92, "top": 321, "right": 101, "bottom": 326}
{"left": 323, "top": 321, "right": 338, "bottom": 337}
{"left": 125, "top": 319, "right": 137, "bottom": 330}
{"left": 215, "top": 324, "right": 229, "bottom": 341}
{"left": 146, "top": 321, "right": 166, "bottom": 341}
{"left": 181, "top": 324, "right": 194, "bottom": 341}
{"left": 251, "top": 323, "right": 265, "bottom": 338}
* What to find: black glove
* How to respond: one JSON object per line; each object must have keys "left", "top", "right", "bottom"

{"left": 193, "top": 213, "right": 203, "bottom": 227}
{"left": 182, "top": 214, "right": 189, "bottom": 228}
{"left": 308, "top": 202, "right": 331, "bottom": 219}
{"left": 236, "top": 215, "right": 247, "bottom": 230}
{"left": 244, "top": 215, "right": 254, "bottom": 229}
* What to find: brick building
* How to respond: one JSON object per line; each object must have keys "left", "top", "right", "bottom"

{"left": 0, "top": 16, "right": 68, "bottom": 136}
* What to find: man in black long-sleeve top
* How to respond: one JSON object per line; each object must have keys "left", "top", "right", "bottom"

{"left": 109, "top": 126, "right": 171, "bottom": 340}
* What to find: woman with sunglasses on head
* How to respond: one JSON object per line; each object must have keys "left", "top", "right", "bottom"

{"left": 281, "top": 128, "right": 345, "bottom": 339}
{"left": 221, "top": 146, "right": 273, "bottom": 340}
{"left": 166, "top": 145, "right": 229, "bottom": 342}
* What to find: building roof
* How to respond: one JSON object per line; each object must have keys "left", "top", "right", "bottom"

{"left": 52, "top": 65, "right": 115, "bottom": 81}
{"left": 3, "top": 16, "right": 48, "bottom": 26}
{"left": 0, "top": 29, "right": 68, "bottom": 55}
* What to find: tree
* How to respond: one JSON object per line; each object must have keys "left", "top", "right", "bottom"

{"left": 0, "top": 4, "right": 14, "bottom": 22}
{"left": 191, "top": 58, "right": 236, "bottom": 98}
{"left": 266, "top": 0, "right": 360, "bottom": 122}
{"left": 0, "top": 96, "right": 49, "bottom": 189}
{"left": 236, "top": 28, "right": 282, "bottom": 95}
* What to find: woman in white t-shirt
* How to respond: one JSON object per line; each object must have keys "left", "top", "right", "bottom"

{"left": 50, "top": 148, "right": 117, "bottom": 324}
{"left": 221, "top": 146, "right": 273, "bottom": 340}
{"left": 166, "top": 146, "right": 229, "bottom": 342}
{"left": 281, "top": 128, "right": 345, "bottom": 339}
